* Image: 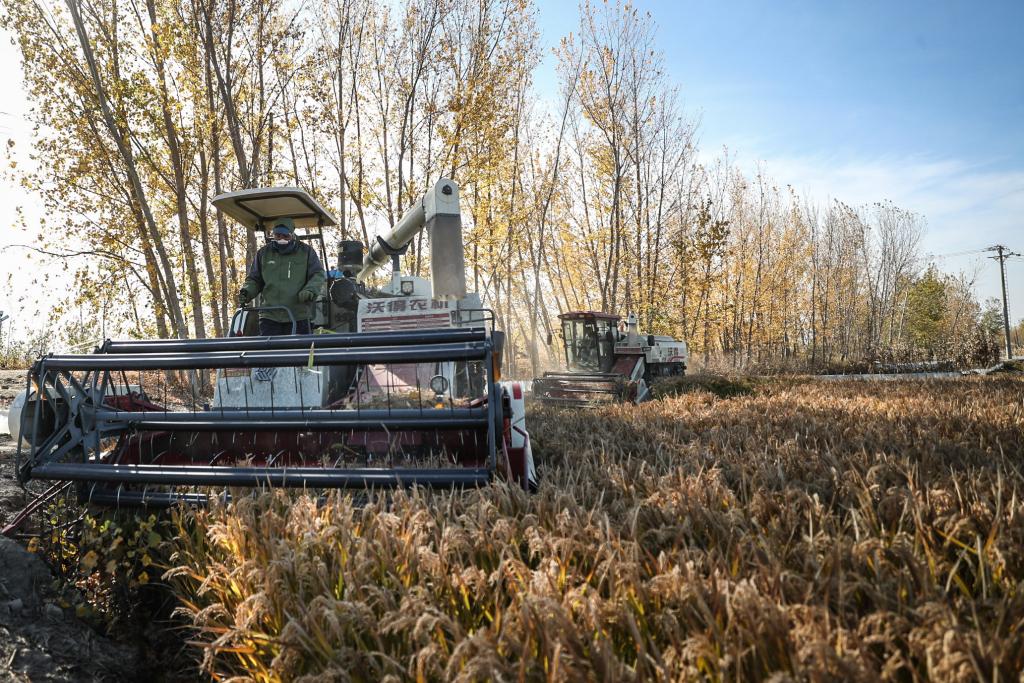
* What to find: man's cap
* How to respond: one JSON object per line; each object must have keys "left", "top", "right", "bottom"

{"left": 272, "top": 217, "right": 295, "bottom": 235}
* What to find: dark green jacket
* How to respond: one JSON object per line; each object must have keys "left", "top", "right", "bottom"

{"left": 242, "top": 241, "right": 326, "bottom": 323}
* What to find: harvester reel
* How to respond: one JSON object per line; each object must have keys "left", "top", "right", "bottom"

{"left": 13, "top": 327, "right": 536, "bottom": 508}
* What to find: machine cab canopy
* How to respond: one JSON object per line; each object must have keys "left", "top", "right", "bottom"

{"left": 212, "top": 187, "right": 338, "bottom": 230}
{"left": 213, "top": 186, "right": 337, "bottom": 268}
{"left": 557, "top": 311, "right": 619, "bottom": 373}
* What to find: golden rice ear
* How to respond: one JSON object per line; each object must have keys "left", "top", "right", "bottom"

{"left": 161, "top": 378, "right": 1022, "bottom": 681}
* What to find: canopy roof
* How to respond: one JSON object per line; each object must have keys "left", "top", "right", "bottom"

{"left": 212, "top": 187, "right": 338, "bottom": 229}
{"left": 558, "top": 311, "right": 621, "bottom": 322}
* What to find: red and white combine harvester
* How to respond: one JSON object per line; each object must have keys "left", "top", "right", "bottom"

{"left": 7, "top": 179, "right": 535, "bottom": 515}
{"left": 532, "top": 311, "right": 688, "bottom": 407}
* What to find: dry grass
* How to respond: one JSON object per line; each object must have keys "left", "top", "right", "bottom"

{"left": 165, "top": 377, "right": 1024, "bottom": 681}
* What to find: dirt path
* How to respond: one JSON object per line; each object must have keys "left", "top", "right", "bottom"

{"left": 0, "top": 434, "right": 150, "bottom": 681}
{"left": 0, "top": 537, "right": 142, "bottom": 681}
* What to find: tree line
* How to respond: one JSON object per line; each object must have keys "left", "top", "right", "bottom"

{"left": 1, "top": 0, "right": 1003, "bottom": 372}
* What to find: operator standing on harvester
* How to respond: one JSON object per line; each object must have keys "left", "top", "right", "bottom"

{"left": 238, "top": 217, "right": 326, "bottom": 335}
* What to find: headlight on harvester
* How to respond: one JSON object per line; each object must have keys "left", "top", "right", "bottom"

{"left": 429, "top": 374, "right": 450, "bottom": 395}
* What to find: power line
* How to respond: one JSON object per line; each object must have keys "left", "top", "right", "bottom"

{"left": 925, "top": 248, "right": 991, "bottom": 260}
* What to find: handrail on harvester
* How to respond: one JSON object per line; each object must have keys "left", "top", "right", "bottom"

{"left": 229, "top": 305, "right": 298, "bottom": 336}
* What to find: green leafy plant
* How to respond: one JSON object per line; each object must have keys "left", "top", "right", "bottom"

{"left": 37, "top": 505, "right": 173, "bottom": 632}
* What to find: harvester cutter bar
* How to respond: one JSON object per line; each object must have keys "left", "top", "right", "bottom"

{"left": 533, "top": 376, "right": 624, "bottom": 394}
{"left": 84, "top": 489, "right": 221, "bottom": 507}
{"left": 537, "top": 372, "right": 625, "bottom": 382}
{"left": 535, "top": 396, "right": 615, "bottom": 407}
{"left": 540, "top": 389, "right": 618, "bottom": 396}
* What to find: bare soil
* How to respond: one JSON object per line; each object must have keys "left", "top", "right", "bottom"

{"left": 0, "top": 370, "right": 25, "bottom": 410}
{"left": 0, "top": 436, "right": 148, "bottom": 682}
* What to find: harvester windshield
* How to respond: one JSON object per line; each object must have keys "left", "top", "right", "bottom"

{"left": 562, "top": 314, "right": 616, "bottom": 373}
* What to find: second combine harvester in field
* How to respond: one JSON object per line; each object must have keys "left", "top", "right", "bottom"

{"left": 8, "top": 179, "right": 535, "bottom": 515}
{"left": 532, "top": 311, "right": 688, "bottom": 407}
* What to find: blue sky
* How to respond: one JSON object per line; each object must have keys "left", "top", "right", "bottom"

{"left": 536, "top": 0, "right": 1024, "bottom": 164}
{"left": 535, "top": 0, "right": 1024, "bottom": 320}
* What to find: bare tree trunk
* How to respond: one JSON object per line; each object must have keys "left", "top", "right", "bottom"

{"left": 67, "top": 0, "right": 187, "bottom": 337}
{"left": 146, "top": 0, "right": 206, "bottom": 339}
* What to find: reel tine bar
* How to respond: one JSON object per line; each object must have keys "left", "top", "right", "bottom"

{"left": 19, "top": 327, "right": 501, "bottom": 501}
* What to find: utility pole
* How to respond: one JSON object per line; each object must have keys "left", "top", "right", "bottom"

{"left": 988, "top": 245, "right": 1020, "bottom": 360}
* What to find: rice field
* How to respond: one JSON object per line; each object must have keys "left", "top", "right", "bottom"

{"left": 165, "top": 376, "right": 1024, "bottom": 681}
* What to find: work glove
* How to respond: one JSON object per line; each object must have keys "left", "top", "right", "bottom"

{"left": 238, "top": 288, "right": 252, "bottom": 306}
{"left": 298, "top": 289, "right": 316, "bottom": 303}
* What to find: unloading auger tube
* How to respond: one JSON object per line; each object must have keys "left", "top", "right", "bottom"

{"left": 8, "top": 181, "right": 536, "bottom": 512}
{"left": 356, "top": 178, "right": 467, "bottom": 300}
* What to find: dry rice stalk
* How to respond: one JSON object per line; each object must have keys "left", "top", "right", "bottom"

{"left": 164, "top": 377, "right": 1024, "bottom": 681}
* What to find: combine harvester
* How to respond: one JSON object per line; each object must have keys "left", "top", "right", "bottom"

{"left": 6, "top": 179, "right": 534, "bottom": 519}
{"left": 533, "top": 311, "right": 688, "bottom": 407}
